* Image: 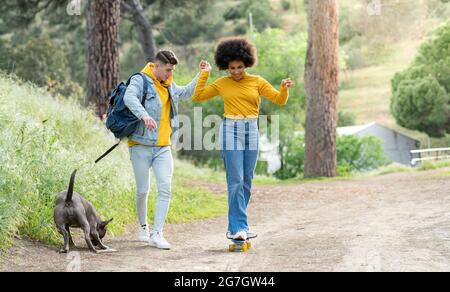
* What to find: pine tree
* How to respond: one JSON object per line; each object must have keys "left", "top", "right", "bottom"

{"left": 304, "top": 0, "right": 339, "bottom": 178}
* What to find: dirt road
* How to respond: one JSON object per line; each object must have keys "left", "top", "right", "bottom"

{"left": 1, "top": 168, "right": 450, "bottom": 272}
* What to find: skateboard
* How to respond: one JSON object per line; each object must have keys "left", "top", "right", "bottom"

{"left": 226, "top": 233, "right": 257, "bottom": 252}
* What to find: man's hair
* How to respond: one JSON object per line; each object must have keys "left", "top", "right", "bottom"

{"left": 214, "top": 37, "right": 257, "bottom": 70}
{"left": 155, "top": 50, "right": 178, "bottom": 65}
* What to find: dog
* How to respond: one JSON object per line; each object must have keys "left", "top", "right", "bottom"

{"left": 54, "top": 169, "right": 113, "bottom": 253}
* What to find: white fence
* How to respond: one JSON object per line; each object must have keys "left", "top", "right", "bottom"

{"left": 410, "top": 147, "right": 450, "bottom": 166}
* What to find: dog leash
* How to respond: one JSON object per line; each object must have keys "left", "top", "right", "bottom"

{"left": 94, "top": 140, "right": 121, "bottom": 164}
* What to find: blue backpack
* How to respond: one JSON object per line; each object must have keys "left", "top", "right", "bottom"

{"left": 105, "top": 72, "right": 148, "bottom": 138}
{"left": 95, "top": 73, "right": 148, "bottom": 164}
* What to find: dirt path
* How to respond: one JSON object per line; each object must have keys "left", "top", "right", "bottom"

{"left": 1, "top": 168, "right": 450, "bottom": 272}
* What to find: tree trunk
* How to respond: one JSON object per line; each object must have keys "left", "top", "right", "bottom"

{"left": 303, "top": 0, "right": 339, "bottom": 178}
{"left": 121, "top": 0, "right": 157, "bottom": 62}
{"left": 86, "top": 0, "right": 120, "bottom": 118}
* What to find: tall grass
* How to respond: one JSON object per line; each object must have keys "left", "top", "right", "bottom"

{"left": 0, "top": 73, "right": 226, "bottom": 251}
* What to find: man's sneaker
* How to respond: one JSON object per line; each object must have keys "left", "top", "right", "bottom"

{"left": 149, "top": 231, "right": 171, "bottom": 250}
{"left": 138, "top": 224, "right": 150, "bottom": 242}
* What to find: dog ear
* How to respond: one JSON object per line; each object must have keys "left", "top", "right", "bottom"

{"left": 102, "top": 218, "right": 113, "bottom": 227}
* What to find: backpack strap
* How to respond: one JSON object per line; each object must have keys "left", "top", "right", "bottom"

{"left": 126, "top": 72, "right": 148, "bottom": 105}
{"left": 94, "top": 141, "right": 120, "bottom": 164}
{"left": 95, "top": 73, "right": 149, "bottom": 164}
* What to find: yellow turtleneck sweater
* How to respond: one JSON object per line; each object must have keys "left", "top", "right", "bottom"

{"left": 128, "top": 63, "right": 172, "bottom": 147}
{"left": 192, "top": 71, "right": 288, "bottom": 118}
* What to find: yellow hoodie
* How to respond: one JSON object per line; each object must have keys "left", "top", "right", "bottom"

{"left": 128, "top": 63, "right": 172, "bottom": 147}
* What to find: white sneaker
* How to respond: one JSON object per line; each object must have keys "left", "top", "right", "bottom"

{"left": 227, "top": 230, "right": 256, "bottom": 239}
{"left": 149, "top": 231, "right": 171, "bottom": 250}
{"left": 138, "top": 224, "right": 150, "bottom": 242}
{"left": 231, "top": 230, "right": 247, "bottom": 241}
{"left": 247, "top": 230, "right": 257, "bottom": 239}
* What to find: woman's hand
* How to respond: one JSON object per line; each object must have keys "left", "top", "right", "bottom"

{"left": 199, "top": 60, "right": 212, "bottom": 72}
{"left": 281, "top": 78, "right": 293, "bottom": 89}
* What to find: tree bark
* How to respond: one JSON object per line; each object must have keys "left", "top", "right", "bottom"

{"left": 303, "top": 0, "right": 339, "bottom": 178}
{"left": 86, "top": 0, "right": 121, "bottom": 118}
{"left": 121, "top": 0, "right": 157, "bottom": 62}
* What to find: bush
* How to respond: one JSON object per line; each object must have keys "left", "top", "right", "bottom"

{"left": 391, "top": 22, "right": 450, "bottom": 137}
{"left": 0, "top": 35, "right": 84, "bottom": 101}
{"left": 336, "top": 135, "right": 389, "bottom": 175}
{"left": 223, "top": 0, "right": 280, "bottom": 33}
{"left": 391, "top": 76, "right": 449, "bottom": 137}
{"left": 338, "top": 111, "right": 356, "bottom": 127}
{"left": 274, "top": 135, "right": 305, "bottom": 179}
{"left": 14, "top": 35, "right": 70, "bottom": 87}
{"left": 272, "top": 134, "right": 388, "bottom": 179}
{"left": 281, "top": 0, "right": 291, "bottom": 11}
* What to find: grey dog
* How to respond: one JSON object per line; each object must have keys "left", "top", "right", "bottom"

{"left": 54, "top": 170, "right": 113, "bottom": 253}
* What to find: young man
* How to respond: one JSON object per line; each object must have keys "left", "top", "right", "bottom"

{"left": 124, "top": 50, "right": 207, "bottom": 249}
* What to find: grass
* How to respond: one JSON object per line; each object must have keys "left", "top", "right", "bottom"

{"left": 416, "top": 160, "right": 450, "bottom": 171}
{"left": 432, "top": 170, "right": 450, "bottom": 178}
{"left": 338, "top": 40, "right": 420, "bottom": 127}
{"left": 0, "top": 73, "right": 227, "bottom": 251}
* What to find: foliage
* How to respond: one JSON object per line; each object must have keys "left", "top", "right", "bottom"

{"left": 274, "top": 134, "right": 305, "bottom": 180}
{"left": 224, "top": 0, "right": 280, "bottom": 34}
{"left": 391, "top": 22, "right": 450, "bottom": 137}
{"left": 272, "top": 134, "right": 388, "bottom": 179}
{"left": 0, "top": 34, "right": 84, "bottom": 101}
{"left": 338, "top": 111, "right": 356, "bottom": 127}
{"left": 336, "top": 135, "right": 389, "bottom": 176}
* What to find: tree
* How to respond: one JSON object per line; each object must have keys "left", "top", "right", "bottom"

{"left": 86, "top": 0, "right": 121, "bottom": 118}
{"left": 391, "top": 22, "right": 450, "bottom": 137}
{"left": 121, "top": 0, "right": 157, "bottom": 61}
{"left": 303, "top": 0, "right": 339, "bottom": 178}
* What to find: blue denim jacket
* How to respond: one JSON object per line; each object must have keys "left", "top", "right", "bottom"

{"left": 123, "top": 72, "right": 200, "bottom": 146}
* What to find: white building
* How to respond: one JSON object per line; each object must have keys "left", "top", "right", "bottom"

{"left": 337, "top": 122, "right": 420, "bottom": 165}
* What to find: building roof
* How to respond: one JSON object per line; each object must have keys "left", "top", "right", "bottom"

{"left": 337, "top": 121, "right": 419, "bottom": 142}
{"left": 337, "top": 122, "right": 377, "bottom": 136}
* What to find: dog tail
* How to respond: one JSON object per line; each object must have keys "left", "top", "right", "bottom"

{"left": 66, "top": 169, "right": 77, "bottom": 203}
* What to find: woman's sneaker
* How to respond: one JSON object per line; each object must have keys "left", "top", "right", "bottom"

{"left": 231, "top": 230, "right": 247, "bottom": 241}
{"left": 227, "top": 230, "right": 257, "bottom": 239}
{"left": 149, "top": 231, "right": 171, "bottom": 250}
{"left": 247, "top": 230, "right": 257, "bottom": 239}
{"left": 138, "top": 224, "right": 150, "bottom": 242}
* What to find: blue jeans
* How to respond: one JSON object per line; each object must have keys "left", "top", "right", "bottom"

{"left": 220, "top": 118, "right": 259, "bottom": 234}
{"left": 129, "top": 145, "right": 173, "bottom": 232}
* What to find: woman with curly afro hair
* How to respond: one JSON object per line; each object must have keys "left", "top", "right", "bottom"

{"left": 195, "top": 37, "right": 293, "bottom": 242}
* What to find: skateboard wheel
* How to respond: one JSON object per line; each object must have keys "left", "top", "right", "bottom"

{"left": 241, "top": 244, "right": 248, "bottom": 252}
{"left": 228, "top": 244, "right": 235, "bottom": 252}
{"left": 246, "top": 241, "right": 252, "bottom": 249}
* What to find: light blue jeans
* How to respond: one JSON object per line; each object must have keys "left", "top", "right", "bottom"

{"left": 220, "top": 118, "right": 259, "bottom": 234}
{"left": 129, "top": 145, "right": 173, "bottom": 233}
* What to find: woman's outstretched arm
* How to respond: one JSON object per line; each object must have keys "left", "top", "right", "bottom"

{"left": 192, "top": 61, "right": 219, "bottom": 102}
{"left": 258, "top": 76, "right": 292, "bottom": 105}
